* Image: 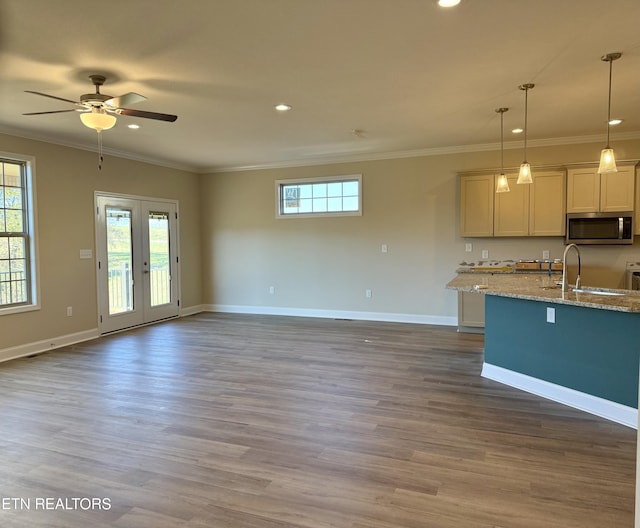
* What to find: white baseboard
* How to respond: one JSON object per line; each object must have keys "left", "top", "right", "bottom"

{"left": 482, "top": 362, "right": 637, "bottom": 429}
{"left": 0, "top": 329, "right": 100, "bottom": 364}
{"left": 180, "top": 304, "right": 204, "bottom": 317}
{"left": 0, "top": 306, "right": 205, "bottom": 365}
{"left": 202, "top": 304, "right": 457, "bottom": 326}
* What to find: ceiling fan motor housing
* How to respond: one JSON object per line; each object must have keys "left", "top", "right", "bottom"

{"left": 80, "top": 93, "right": 112, "bottom": 106}
{"left": 80, "top": 75, "right": 112, "bottom": 107}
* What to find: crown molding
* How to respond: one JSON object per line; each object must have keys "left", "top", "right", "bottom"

{"left": 0, "top": 125, "right": 198, "bottom": 173}
{"left": 1, "top": 124, "right": 638, "bottom": 176}
{"left": 202, "top": 131, "right": 640, "bottom": 174}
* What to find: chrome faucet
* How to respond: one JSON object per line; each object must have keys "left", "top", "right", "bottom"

{"left": 562, "top": 243, "right": 581, "bottom": 293}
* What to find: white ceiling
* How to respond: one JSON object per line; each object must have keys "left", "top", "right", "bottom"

{"left": 1, "top": 0, "right": 639, "bottom": 173}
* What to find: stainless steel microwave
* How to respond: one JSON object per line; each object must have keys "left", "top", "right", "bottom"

{"left": 566, "top": 212, "right": 634, "bottom": 245}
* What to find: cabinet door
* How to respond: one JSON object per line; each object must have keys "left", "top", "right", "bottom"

{"left": 567, "top": 168, "right": 600, "bottom": 213}
{"left": 494, "top": 173, "right": 529, "bottom": 236}
{"left": 529, "top": 170, "right": 566, "bottom": 236}
{"left": 460, "top": 174, "right": 494, "bottom": 237}
{"left": 635, "top": 169, "right": 640, "bottom": 235}
{"left": 458, "top": 291, "right": 485, "bottom": 328}
{"left": 600, "top": 165, "right": 635, "bottom": 212}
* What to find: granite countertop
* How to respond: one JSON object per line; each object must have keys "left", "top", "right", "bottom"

{"left": 446, "top": 273, "right": 640, "bottom": 313}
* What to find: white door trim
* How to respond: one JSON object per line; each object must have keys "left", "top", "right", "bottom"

{"left": 95, "top": 192, "right": 181, "bottom": 334}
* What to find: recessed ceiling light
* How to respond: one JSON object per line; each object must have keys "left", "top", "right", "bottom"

{"left": 511, "top": 128, "right": 524, "bottom": 134}
{"left": 275, "top": 104, "right": 292, "bottom": 112}
{"left": 438, "top": 0, "right": 461, "bottom": 6}
{"left": 127, "top": 124, "right": 140, "bottom": 129}
{"left": 609, "top": 118, "right": 623, "bottom": 126}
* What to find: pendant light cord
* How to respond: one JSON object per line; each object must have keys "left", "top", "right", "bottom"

{"left": 500, "top": 110, "right": 505, "bottom": 171}
{"left": 518, "top": 84, "right": 534, "bottom": 163}
{"left": 523, "top": 86, "right": 528, "bottom": 161}
{"left": 605, "top": 57, "right": 613, "bottom": 149}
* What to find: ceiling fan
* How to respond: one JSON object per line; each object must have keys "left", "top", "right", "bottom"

{"left": 23, "top": 74, "right": 178, "bottom": 169}
{"left": 23, "top": 74, "right": 178, "bottom": 131}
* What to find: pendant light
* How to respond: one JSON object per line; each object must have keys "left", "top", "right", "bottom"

{"left": 495, "top": 107, "right": 510, "bottom": 193}
{"left": 598, "top": 52, "right": 622, "bottom": 174}
{"left": 517, "top": 83, "right": 534, "bottom": 184}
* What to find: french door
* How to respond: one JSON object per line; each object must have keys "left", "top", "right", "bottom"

{"left": 96, "top": 194, "right": 179, "bottom": 334}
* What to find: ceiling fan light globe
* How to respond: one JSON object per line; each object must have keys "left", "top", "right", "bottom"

{"left": 80, "top": 111, "right": 116, "bottom": 132}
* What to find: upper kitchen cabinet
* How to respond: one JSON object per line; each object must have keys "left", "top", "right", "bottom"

{"left": 494, "top": 173, "right": 529, "bottom": 236}
{"left": 601, "top": 165, "right": 636, "bottom": 212}
{"left": 460, "top": 170, "right": 566, "bottom": 237}
{"left": 529, "top": 170, "right": 567, "bottom": 236}
{"left": 460, "top": 174, "right": 494, "bottom": 237}
{"left": 567, "top": 164, "right": 636, "bottom": 213}
{"left": 494, "top": 170, "right": 566, "bottom": 237}
{"left": 635, "top": 168, "right": 640, "bottom": 235}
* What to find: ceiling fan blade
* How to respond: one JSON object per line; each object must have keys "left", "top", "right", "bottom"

{"left": 106, "top": 92, "right": 147, "bottom": 108}
{"left": 22, "top": 109, "right": 79, "bottom": 115}
{"left": 116, "top": 108, "right": 178, "bottom": 122}
{"left": 25, "top": 90, "right": 80, "bottom": 105}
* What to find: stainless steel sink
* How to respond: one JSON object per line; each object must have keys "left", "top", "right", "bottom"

{"left": 572, "top": 288, "right": 625, "bottom": 297}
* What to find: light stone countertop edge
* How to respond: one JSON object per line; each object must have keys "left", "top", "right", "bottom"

{"left": 446, "top": 273, "right": 640, "bottom": 313}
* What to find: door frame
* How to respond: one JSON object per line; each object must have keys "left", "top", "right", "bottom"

{"left": 94, "top": 191, "right": 181, "bottom": 334}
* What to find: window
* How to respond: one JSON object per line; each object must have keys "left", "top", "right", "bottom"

{"left": 276, "top": 174, "right": 362, "bottom": 217}
{"left": 0, "top": 153, "right": 38, "bottom": 314}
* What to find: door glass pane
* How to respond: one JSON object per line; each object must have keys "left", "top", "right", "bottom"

{"left": 148, "top": 211, "right": 171, "bottom": 307}
{"left": 106, "top": 207, "right": 134, "bottom": 315}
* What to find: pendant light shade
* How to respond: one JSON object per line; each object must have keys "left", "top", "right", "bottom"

{"left": 598, "top": 148, "right": 616, "bottom": 173}
{"left": 598, "top": 52, "right": 622, "bottom": 174}
{"left": 518, "top": 162, "right": 532, "bottom": 184}
{"left": 495, "top": 107, "right": 510, "bottom": 193}
{"left": 496, "top": 173, "right": 510, "bottom": 193}
{"left": 517, "top": 83, "right": 534, "bottom": 185}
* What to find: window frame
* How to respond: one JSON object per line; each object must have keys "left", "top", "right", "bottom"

{"left": 275, "top": 174, "right": 363, "bottom": 218}
{"left": 0, "top": 151, "right": 40, "bottom": 316}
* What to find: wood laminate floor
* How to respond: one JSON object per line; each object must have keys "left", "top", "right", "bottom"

{"left": 0, "top": 313, "right": 635, "bottom": 527}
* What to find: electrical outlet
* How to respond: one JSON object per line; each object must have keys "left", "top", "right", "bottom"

{"left": 66, "top": 306, "right": 73, "bottom": 317}
{"left": 365, "top": 289, "right": 372, "bottom": 298}
{"left": 481, "top": 249, "right": 489, "bottom": 259}
{"left": 542, "top": 250, "right": 550, "bottom": 260}
{"left": 546, "top": 307, "right": 555, "bottom": 323}
{"left": 465, "top": 243, "right": 472, "bottom": 252}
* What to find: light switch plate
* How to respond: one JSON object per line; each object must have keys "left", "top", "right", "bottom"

{"left": 481, "top": 249, "right": 489, "bottom": 259}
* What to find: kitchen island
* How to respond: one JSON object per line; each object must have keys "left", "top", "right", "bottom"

{"left": 447, "top": 273, "right": 640, "bottom": 428}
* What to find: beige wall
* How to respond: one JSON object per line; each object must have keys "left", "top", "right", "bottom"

{"left": 2, "top": 132, "right": 639, "bottom": 353}
{"left": 0, "top": 133, "right": 202, "bottom": 351}
{"left": 200, "top": 138, "right": 640, "bottom": 321}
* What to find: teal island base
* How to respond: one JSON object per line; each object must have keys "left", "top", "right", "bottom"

{"left": 483, "top": 294, "right": 640, "bottom": 428}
